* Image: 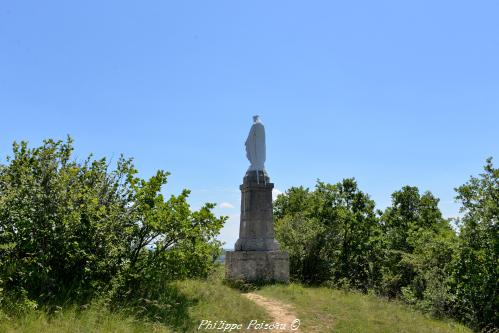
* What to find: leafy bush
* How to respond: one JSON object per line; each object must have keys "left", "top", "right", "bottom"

{"left": 0, "top": 137, "right": 225, "bottom": 310}
{"left": 274, "top": 161, "right": 498, "bottom": 331}
{"left": 275, "top": 179, "right": 382, "bottom": 289}
{"left": 380, "top": 186, "right": 457, "bottom": 313}
{"left": 453, "top": 158, "right": 498, "bottom": 330}
{"left": 275, "top": 213, "right": 327, "bottom": 283}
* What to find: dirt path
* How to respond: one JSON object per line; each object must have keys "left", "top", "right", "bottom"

{"left": 244, "top": 293, "right": 300, "bottom": 332}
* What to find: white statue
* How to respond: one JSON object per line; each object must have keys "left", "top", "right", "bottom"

{"left": 245, "top": 115, "right": 266, "bottom": 172}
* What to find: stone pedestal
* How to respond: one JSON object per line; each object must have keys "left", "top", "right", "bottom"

{"left": 225, "top": 170, "right": 289, "bottom": 283}
{"left": 225, "top": 251, "right": 289, "bottom": 282}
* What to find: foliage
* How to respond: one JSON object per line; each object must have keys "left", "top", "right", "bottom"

{"left": 274, "top": 213, "right": 326, "bottom": 283}
{"left": 0, "top": 137, "right": 225, "bottom": 311}
{"left": 274, "top": 160, "right": 498, "bottom": 331}
{"left": 453, "top": 158, "right": 498, "bottom": 330}
{"left": 399, "top": 226, "right": 458, "bottom": 318}
{"left": 380, "top": 186, "right": 457, "bottom": 316}
{"left": 275, "top": 179, "right": 382, "bottom": 289}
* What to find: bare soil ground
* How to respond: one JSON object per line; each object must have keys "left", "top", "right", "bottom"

{"left": 244, "top": 292, "right": 301, "bottom": 332}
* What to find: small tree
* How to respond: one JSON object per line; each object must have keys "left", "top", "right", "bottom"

{"left": 453, "top": 158, "right": 498, "bottom": 330}
{"left": 380, "top": 187, "right": 451, "bottom": 296}
{"left": 0, "top": 137, "right": 225, "bottom": 308}
{"left": 274, "top": 179, "right": 381, "bottom": 289}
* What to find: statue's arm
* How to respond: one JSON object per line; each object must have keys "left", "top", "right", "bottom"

{"left": 245, "top": 126, "right": 254, "bottom": 145}
{"left": 245, "top": 126, "right": 255, "bottom": 161}
{"left": 261, "top": 130, "right": 266, "bottom": 162}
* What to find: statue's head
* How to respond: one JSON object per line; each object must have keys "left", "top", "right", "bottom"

{"left": 253, "top": 115, "right": 260, "bottom": 122}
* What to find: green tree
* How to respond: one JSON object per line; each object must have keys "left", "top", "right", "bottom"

{"left": 275, "top": 179, "right": 381, "bottom": 289}
{"left": 275, "top": 213, "right": 327, "bottom": 283}
{"left": 274, "top": 186, "right": 327, "bottom": 283}
{"left": 274, "top": 186, "right": 312, "bottom": 221}
{"left": 380, "top": 186, "right": 459, "bottom": 318}
{"left": 0, "top": 137, "right": 225, "bottom": 309}
{"left": 453, "top": 158, "right": 498, "bottom": 330}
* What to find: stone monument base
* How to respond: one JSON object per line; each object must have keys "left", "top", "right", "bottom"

{"left": 225, "top": 251, "right": 289, "bottom": 282}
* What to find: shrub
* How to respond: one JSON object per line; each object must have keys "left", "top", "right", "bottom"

{"left": 274, "top": 179, "right": 382, "bottom": 289}
{"left": 453, "top": 158, "right": 498, "bottom": 330}
{"left": 0, "top": 137, "right": 225, "bottom": 309}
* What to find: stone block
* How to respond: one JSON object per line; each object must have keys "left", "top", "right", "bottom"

{"left": 225, "top": 250, "right": 289, "bottom": 283}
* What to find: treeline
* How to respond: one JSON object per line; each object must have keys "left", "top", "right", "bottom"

{"left": 274, "top": 159, "right": 498, "bottom": 331}
{"left": 0, "top": 138, "right": 225, "bottom": 320}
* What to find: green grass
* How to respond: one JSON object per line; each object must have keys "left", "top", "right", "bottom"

{"left": 0, "top": 304, "right": 172, "bottom": 333}
{"left": 0, "top": 268, "right": 270, "bottom": 333}
{"left": 0, "top": 268, "right": 473, "bottom": 333}
{"left": 257, "top": 283, "right": 472, "bottom": 333}
{"left": 171, "top": 269, "right": 271, "bottom": 331}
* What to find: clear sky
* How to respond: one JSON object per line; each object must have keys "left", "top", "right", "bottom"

{"left": 1, "top": 1, "right": 498, "bottom": 247}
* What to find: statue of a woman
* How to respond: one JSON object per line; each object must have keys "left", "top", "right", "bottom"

{"left": 245, "top": 115, "right": 266, "bottom": 172}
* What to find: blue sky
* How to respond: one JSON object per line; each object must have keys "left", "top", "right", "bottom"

{"left": 1, "top": 1, "right": 498, "bottom": 247}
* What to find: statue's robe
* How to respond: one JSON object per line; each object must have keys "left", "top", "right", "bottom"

{"left": 245, "top": 121, "right": 266, "bottom": 171}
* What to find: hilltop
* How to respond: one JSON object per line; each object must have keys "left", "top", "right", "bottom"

{"left": 1, "top": 267, "right": 471, "bottom": 333}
